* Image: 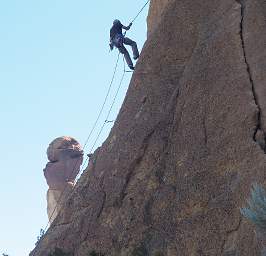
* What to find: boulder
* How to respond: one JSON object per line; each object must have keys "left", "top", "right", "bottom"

{"left": 43, "top": 136, "right": 83, "bottom": 222}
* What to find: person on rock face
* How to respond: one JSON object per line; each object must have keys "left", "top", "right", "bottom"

{"left": 109, "top": 19, "right": 139, "bottom": 70}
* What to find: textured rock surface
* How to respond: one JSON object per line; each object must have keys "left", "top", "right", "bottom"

{"left": 47, "top": 136, "right": 83, "bottom": 163}
{"left": 147, "top": 0, "right": 173, "bottom": 35}
{"left": 32, "top": 0, "right": 266, "bottom": 255}
{"left": 47, "top": 184, "right": 73, "bottom": 224}
{"left": 43, "top": 136, "right": 83, "bottom": 222}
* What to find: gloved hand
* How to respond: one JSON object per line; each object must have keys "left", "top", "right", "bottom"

{"left": 109, "top": 43, "right": 114, "bottom": 51}
{"left": 128, "top": 22, "right": 132, "bottom": 28}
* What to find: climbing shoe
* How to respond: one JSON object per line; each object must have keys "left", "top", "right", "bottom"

{"left": 133, "top": 54, "right": 139, "bottom": 60}
{"left": 129, "top": 66, "right": 135, "bottom": 70}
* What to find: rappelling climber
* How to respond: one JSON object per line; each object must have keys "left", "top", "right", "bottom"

{"left": 109, "top": 19, "right": 139, "bottom": 70}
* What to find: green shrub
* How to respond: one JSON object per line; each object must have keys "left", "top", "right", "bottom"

{"left": 48, "top": 248, "right": 72, "bottom": 256}
{"left": 131, "top": 244, "right": 148, "bottom": 256}
{"left": 35, "top": 229, "right": 45, "bottom": 246}
{"left": 88, "top": 251, "right": 105, "bottom": 256}
{"left": 241, "top": 184, "right": 266, "bottom": 255}
{"left": 241, "top": 183, "right": 266, "bottom": 230}
{"left": 153, "top": 251, "right": 164, "bottom": 256}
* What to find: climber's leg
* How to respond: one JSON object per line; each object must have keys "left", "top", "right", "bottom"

{"left": 118, "top": 45, "right": 134, "bottom": 70}
{"left": 124, "top": 37, "right": 139, "bottom": 60}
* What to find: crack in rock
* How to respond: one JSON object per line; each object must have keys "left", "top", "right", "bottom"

{"left": 97, "top": 191, "right": 106, "bottom": 218}
{"left": 117, "top": 128, "right": 156, "bottom": 206}
{"left": 238, "top": 0, "right": 265, "bottom": 151}
{"left": 222, "top": 217, "right": 242, "bottom": 255}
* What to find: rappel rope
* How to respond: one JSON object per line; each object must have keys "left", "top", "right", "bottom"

{"left": 83, "top": 53, "right": 121, "bottom": 150}
{"left": 88, "top": 57, "right": 126, "bottom": 154}
{"left": 43, "top": 55, "right": 126, "bottom": 233}
{"left": 42, "top": 53, "right": 121, "bottom": 233}
{"left": 39, "top": 0, "right": 150, "bottom": 239}
{"left": 130, "top": 0, "right": 150, "bottom": 24}
{"left": 75, "top": 57, "right": 127, "bottom": 178}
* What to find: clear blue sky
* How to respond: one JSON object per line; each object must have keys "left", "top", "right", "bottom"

{"left": 0, "top": 1, "right": 148, "bottom": 255}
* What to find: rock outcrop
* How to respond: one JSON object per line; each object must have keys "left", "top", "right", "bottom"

{"left": 147, "top": 0, "right": 172, "bottom": 35}
{"left": 44, "top": 136, "right": 83, "bottom": 223}
{"left": 32, "top": 0, "right": 266, "bottom": 255}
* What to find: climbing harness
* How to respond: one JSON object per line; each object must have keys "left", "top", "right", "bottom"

{"left": 113, "top": 34, "right": 124, "bottom": 48}
{"left": 110, "top": 0, "right": 150, "bottom": 51}
{"left": 39, "top": 0, "right": 150, "bottom": 240}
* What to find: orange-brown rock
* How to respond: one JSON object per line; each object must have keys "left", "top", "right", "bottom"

{"left": 31, "top": 0, "right": 266, "bottom": 255}
{"left": 147, "top": 0, "right": 172, "bottom": 35}
{"left": 46, "top": 136, "right": 83, "bottom": 163}
{"left": 43, "top": 136, "right": 83, "bottom": 223}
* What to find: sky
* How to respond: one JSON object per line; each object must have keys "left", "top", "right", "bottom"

{"left": 0, "top": 1, "right": 149, "bottom": 255}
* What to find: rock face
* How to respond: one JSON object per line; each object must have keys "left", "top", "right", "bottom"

{"left": 147, "top": 0, "right": 172, "bottom": 35}
{"left": 43, "top": 136, "right": 83, "bottom": 223}
{"left": 32, "top": 0, "right": 266, "bottom": 255}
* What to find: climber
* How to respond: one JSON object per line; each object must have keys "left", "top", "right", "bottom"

{"left": 109, "top": 19, "right": 139, "bottom": 70}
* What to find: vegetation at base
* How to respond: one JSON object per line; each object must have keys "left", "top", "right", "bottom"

{"left": 87, "top": 248, "right": 164, "bottom": 256}
{"left": 153, "top": 252, "right": 164, "bottom": 256}
{"left": 47, "top": 249, "right": 106, "bottom": 256}
{"left": 241, "top": 183, "right": 266, "bottom": 230}
{"left": 48, "top": 248, "right": 72, "bottom": 256}
{"left": 262, "top": 248, "right": 266, "bottom": 256}
{"left": 241, "top": 183, "right": 266, "bottom": 255}
{"left": 88, "top": 251, "right": 105, "bottom": 256}
{"left": 1, "top": 250, "right": 164, "bottom": 256}
{"left": 131, "top": 244, "right": 148, "bottom": 256}
{"left": 35, "top": 228, "right": 45, "bottom": 246}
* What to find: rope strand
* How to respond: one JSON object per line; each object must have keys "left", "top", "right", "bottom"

{"left": 83, "top": 53, "right": 120, "bottom": 150}
{"left": 42, "top": 53, "right": 121, "bottom": 233}
{"left": 89, "top": 57, "right": 126, "bottom": 153}
{"left": 37, "top": 0, "right": 150, "bottom": 245}
{"left": 131, "top": 0, "right": 150, "bottom": 24}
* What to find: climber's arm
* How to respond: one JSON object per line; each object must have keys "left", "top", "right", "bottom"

{"left": 122, "top": 23, "right": 132, "bottom": 31}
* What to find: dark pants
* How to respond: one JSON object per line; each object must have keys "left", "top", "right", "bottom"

{"left": 118, "top": 37, "right": 139, "bottom": 68}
